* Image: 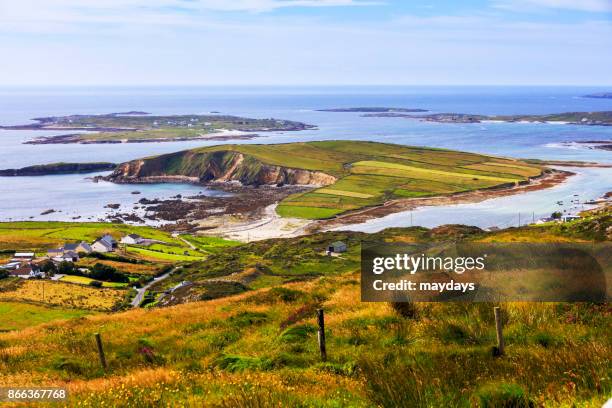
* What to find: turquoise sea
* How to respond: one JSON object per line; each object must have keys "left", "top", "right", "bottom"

{"left": 0, "top": 86, "right": 610, "bottom": 228}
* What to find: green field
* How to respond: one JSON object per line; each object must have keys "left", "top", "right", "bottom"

{"left": 125, "top": 246, "right": 206, "bottom": 262}
{"left": 258, "top": 141, "right": 543, "bottom": 219}
{"left": 179, "top": 235, "right": 241, "bottom": 253}
{"left": 0, "top": 302, "right": 91, "bottom": 331}
{"left": 122, "top": 141, "right": 544, "bottom": 220}
{"left": 59, "top": 275, "right": 128, "bottom": 288}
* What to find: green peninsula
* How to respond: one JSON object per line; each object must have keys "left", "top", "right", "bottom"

{"left": 106, "top": 140, "right": 545, "bottom": 219}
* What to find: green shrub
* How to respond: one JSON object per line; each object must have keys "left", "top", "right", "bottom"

{"left": 472, "top": 383, "right": 533, "bottom": 408}
{"left": 51, "top": 356, "right": 87, "bottom": 375}
{"left": 207, "top": 330, "right": 241, "bottom": 350}
{"left": 270, "top": 352, "right": 311, "bottom": 368}
{"left": 315, "top": 361, "right": 357, "bottom": 376}
{"left": 228, "top": 311, "right": 269, "bottom": 327}
{"left": 390, "top": 302, "right": 418, "bottom": 319}
{"left": 216, "top": 385, "right": 304, "bottom": 408}
{"left": 438, "top": 323, "right": 471, "bottom": 344}
{"left": 533, "top": 331, "right": 560, "bottom": 348}
{"left": 267, "top": 287, "right": 307, "bottom": 303}
{"left": 279, "top": 324, "right": 317, "bottom": 343}
{"left": 214, "top": 354, "right": 272, "bottom": 372}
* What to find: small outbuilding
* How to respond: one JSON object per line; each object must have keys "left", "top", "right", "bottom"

{"left": 121, "top": 234, "right": 144, "bottom": 245}
{"left": 64, "top": 242, "right": 92, "bottom": 254}
{"left": 328, "top": 241, "right": 347, "bottom": 253}
{"left": 12, "top": 252, "right": 34, "bottom": 261}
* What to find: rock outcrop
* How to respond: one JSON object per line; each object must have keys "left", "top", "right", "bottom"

{"left": 106, "top": 150, "right": 337, "bottom": 187}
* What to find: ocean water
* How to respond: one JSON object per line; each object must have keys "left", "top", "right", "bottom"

{"left": 0, "top": 86, "right": 610, "bottom": 226}
{"left": 337, "top": 167, "right": 612, "bottom": 232}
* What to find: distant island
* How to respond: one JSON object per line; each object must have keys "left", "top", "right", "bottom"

{"left": 363, "top": 111, "right": 612, "bottom": 126}
{"left": 583, "top": 92, "right": 612, "bottom": 99}
{"left": 0, "top": 112, "right": 315, "bottom": 144}
{"left": 317, "top": 107, "right": 428, "bottom": 113}
{"left": 553, "top": 140, "right": 612, "bottom": 152}
{"left": 0, "top": 162, "right": 116, "bottom": 176}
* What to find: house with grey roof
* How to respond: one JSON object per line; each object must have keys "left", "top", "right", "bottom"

{"left": 91, "top": 239, "right": 114, "bottom": 253}
{"left": 120, "top": 233, "right": 144, "bottom": 245}
{"left": 327, "top": 241, "right": 347, "bottom": 253}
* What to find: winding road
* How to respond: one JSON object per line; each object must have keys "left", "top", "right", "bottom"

{"left": 130, "top": 267, "right": 176, "bottom": 308}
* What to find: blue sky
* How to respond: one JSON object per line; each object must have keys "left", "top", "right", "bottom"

{"left": 0, "top": 0, "right": 610, "bottom": 85}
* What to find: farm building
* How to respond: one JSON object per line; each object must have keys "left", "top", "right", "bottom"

{"left": 91, "top": 239, "right": 113, "bottom": 253}
{"left": 121, "top": 234, "right": 144, "bottom": 245}
{"left": 328, "top": 241, "right": 347, "bottom": 253}
{"left": 11, "top": 252, "right": 34, "bottom": 261}
{"left": 47, "top": 248, "right": 63, "bottom": 257}
{"left": 64, "top": 242, "right": 92, "bottom": 254}
{"left": 48, "top": 241, "right": 92, "bottom": 258}
{"left": 51, "top": 251, "right": 79, "bottom": 263}
{"left": 9, "top": 263, "right": 43, "bottom": 279}
{"left": 100, "top": 234, "right": 118, "bottom": 248}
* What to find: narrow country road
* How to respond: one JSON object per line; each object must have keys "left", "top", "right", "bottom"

{"left": 177, "top": 235, "right": 197, "bottom": 250}
{"left": 131, "top": 267, "right": 176, "bottom": 308}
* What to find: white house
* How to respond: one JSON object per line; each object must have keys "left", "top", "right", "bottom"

{"left": 562, "top": 215, "right": 581, "bottom": 222}
{"left": 9, "top": 263, "right": 43, "bottom": 279}
{"left": 100, "top": 234, "right": 117, "bottom": 248}
{"left": 91, "top": 239, "right": 113, "bottom": 253}
{"left": 52, "top": 251, "right": 79, "bottom": 263}
{"left": 121, "top": 234, "right": 144, "bottom": 245}
{"left": 12, "top": 252, "right": 34, "bottom": 261}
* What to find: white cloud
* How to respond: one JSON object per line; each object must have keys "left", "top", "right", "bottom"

{"left": 0, "top": 0, "right": 382, "bottom": 34}
{"left": 0, "top": 0, "right": 381, "bottom": 22}
{"left": 494, "top": 0, "right": 612, "bottom": 13}
{"left": 0, "top": 1, "right": 610, "bottom": 85}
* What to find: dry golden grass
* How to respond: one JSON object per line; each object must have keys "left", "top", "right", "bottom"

{"left": 76, "top": 258, "right": 160, "bottom": 275}
{"left": 0, "top": 270, "right": 609, "bottom": 407}
{"left": 0, "top": 280, "right": 125, "bottom": 311}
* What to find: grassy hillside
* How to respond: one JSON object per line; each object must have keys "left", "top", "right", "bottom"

{"left": 113, "top": 141, "right": 544, "bottom": 219}
{"left": 0, "top": 209, "right": 609, "bottom": 406}
{"left": 147, "top": 207, "right": 612, "bottom": 305}
{"left": 0, "top": 301, "right": 91, "bottom": 331}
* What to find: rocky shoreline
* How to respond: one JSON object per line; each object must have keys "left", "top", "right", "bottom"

{"left": 0, "top": 162, "right": 116, "bottom": 176}
{"left": 99, "top": 183, "right": 311, "bottom": 230}
{"left": 23, "top": 132, "right": 262, "bottom": 144}
{"left": 317, "top": 107, "right": 428, "bottom": 113}
{"left": 362, "top": 111, "right": 612, "bottom": 126}
{"left": 96, "top": 168, "right": 576, "bottom": 239}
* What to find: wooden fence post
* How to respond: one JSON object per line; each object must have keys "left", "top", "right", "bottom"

{"left": 494, "top": 307, "right": 505, "bottom": 356}
{"left": 317, "top": 309, "right": 327, "bottom": 362}
{"left": 94, "top": 333, "right": 108, "bottom": 370}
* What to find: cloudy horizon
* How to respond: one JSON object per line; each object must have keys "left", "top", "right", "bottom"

{"left": 1, "top": 0, "right": 611, "bottom": 86}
